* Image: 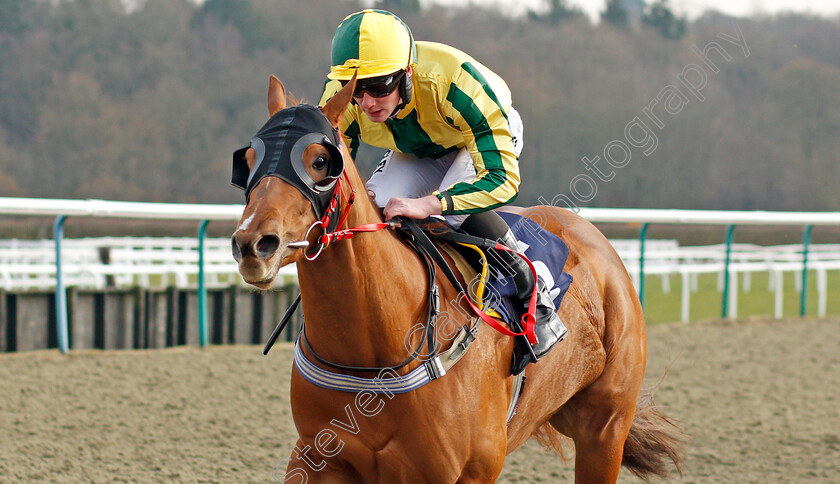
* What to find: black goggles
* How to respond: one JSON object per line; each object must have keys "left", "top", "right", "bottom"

{"left": 341, "top": 70, "right": 404, "bottom": 98}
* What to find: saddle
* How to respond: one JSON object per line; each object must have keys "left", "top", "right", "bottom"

{"left": 399, "top": 213, "right": 573, "bottom": 374}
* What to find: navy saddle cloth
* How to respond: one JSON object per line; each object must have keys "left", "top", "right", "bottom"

{"left": 468, "top": 212, "right": 573, "bottom": 326}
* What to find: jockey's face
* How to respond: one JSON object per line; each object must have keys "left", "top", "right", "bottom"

{"left": 356, "top": 88, "right": 401, "bottom": 123}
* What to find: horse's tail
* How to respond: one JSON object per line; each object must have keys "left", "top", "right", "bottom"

{"left": 621, "top": 387, "right": 686, "bottom": 481}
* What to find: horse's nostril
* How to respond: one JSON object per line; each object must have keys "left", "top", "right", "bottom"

{"left": 231, "top": 237, "right": 243, "bottom": 262}
{"left": 256, "top": 234, "right": 281, "bottom": 259}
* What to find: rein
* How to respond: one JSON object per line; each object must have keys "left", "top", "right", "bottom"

{"left": 295, "top": 168, "right": 538, "bottom": 365}
{"left": 253, "top": 108, "right": 533, "bottom": 382}
{"left": 294, "top": 168, "right": 449, "bottom": 375}
{"left": 302, "top": 174, "right": 394, "bottom": 260}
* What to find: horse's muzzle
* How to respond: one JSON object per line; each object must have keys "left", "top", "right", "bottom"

{"left": 231, "top": 232, "right": 283, "bottom": 262}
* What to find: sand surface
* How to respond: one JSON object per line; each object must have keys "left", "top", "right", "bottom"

{"left": 2, "top": 318, "right": 838, "bottom": 483}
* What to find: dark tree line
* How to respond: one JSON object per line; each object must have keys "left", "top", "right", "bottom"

{"left": 1, "top": 0, "right": 839, "bottom": 212}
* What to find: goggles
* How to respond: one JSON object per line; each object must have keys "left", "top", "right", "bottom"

{"left": 341, "top": 70, "right": 405, "bottom": 99}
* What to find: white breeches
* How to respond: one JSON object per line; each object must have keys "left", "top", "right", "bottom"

{"left": 365, "top": 108, "right": 523, "bottom": 228}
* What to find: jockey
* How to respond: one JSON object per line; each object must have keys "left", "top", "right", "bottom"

{"left": 319, "top": 9, "right": 566, "bottom": 369}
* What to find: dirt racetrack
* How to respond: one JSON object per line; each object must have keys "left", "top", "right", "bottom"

{"left": 2, "top": 317, "right": 839, "bottom": 483}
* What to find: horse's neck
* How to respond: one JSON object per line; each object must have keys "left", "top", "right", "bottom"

{"left": 296, "top": 172, "right": 428, "bottom": 369}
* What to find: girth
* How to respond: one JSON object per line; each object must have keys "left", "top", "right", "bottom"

{"left": 266, "top": 216, "right": 527, "bottom": 423}
{"left": 298, "top": 218, "right": 472, "bottom": 374}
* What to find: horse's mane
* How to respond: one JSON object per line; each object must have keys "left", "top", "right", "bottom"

{"left": 417, "top": 218, "right": 454, "bottom": 236}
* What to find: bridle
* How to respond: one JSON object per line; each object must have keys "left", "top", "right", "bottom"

{"left": 296, "top": 174, "right": 394, "bottom": 261}
{"left": 234, "top": 103, "right": 444, "bottom": 373}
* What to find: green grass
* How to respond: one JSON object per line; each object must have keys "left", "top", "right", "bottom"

{"left": 114, "top": 268, "right": 840, "bottom": 325}
{"left": 642, "top": 269, "right": 840, "bottom": 325}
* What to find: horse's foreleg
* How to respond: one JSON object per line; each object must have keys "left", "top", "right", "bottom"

{"left": 455, "top": 453, "right": 507, "bottom": 484}
{"left": 276, "top": 440, "right": 360, "bottom": 483}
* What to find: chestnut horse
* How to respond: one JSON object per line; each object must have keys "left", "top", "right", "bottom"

{"left": 231, "top": 76, "right": 682, "bottom": 483}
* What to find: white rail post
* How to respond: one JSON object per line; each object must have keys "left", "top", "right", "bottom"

{"left": 681, "top": 270, "right": 691, "bottom": 323}
{"left": 817, "top": 268, "right": 827, "bottom": 318}
{"left": 727, "top": 269, "right": 738, "bottom": 319}
{"left": 774, "top": 270, "right": 784, "bottom": 319}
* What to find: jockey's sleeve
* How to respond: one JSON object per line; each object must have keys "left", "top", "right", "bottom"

{"left": 433, "top": 65, "right": 520, "bottom": 216}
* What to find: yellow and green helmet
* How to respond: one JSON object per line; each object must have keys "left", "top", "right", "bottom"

{"left": 328, "top": 9, "right": 417, "bottom": 81}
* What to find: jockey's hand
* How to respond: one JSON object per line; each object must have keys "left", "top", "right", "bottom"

{"left": 383, "top": 195, "right": 442, "bottom": 221}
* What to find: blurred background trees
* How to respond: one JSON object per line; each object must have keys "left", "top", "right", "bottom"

{"left": 0, "top": 0, "right": 838, "bottom": 212}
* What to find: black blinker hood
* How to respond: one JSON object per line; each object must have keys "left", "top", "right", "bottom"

{"left": 232, "top": 104, "right": 344, "bottom": 222}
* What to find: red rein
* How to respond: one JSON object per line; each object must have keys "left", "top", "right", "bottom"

{"left": 317, "top": 175, "right": 393, "bottom": 245}
{"left": 309, "top": 171, "right": 538, "bottom": 344}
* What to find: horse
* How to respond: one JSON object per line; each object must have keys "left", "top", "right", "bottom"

{"left": 231, "top": 75, "right": 683, "bottom": 483}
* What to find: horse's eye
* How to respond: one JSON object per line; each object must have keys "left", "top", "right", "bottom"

{"left": 313, "top": 155, "right": 328, "bottom": 171}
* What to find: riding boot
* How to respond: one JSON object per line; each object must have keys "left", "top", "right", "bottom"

{"left": 495, "top": 229, "right": 568, "bottom": 373}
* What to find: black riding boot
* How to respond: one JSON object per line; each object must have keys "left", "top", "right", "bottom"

{"left": 495, "top": 229, "right": 568, "bottom": 369}
{"left": 460, "top": 212, "right": 567, "bottom": 374}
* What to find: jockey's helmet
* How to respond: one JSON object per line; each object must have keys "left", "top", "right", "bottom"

{"left": 328, "top": 9, "right": 416, "bottom": 82}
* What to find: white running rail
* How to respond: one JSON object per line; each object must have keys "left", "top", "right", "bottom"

{"left": 2, "top": 197, "right": 839, "bottom": 323}
{"left": 0, "top": 237, "right": 296, "bottom": 291}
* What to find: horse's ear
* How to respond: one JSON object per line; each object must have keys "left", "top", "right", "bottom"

{"left": 321, "top": 72, "right": 357, "bottom": 127}
{"left": 245, "top": 146, "right": 258, "bottom": 170}
{"left": 268, "top": 75, "right": 287, "bottom": 116}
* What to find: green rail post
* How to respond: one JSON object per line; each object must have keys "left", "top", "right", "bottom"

{"left": 800, "top": 225, "right": 813, "bottom": 317}
{"left": 721, "top": 224, "right": 736, "bottom": 318}
{"left": 638, "top": 222, "right": 649, "bottom": 312}
{"left": 197, "top": 220, "right": 210, "bottom": 347}
{"left": 53, "top": 215, "right": 69, "bottom": 354}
